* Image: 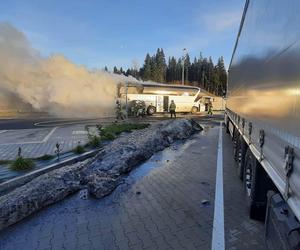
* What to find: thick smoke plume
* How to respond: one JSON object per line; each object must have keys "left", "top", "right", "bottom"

{"left": 0, "top": 23, "right": 136, "bottom": 117}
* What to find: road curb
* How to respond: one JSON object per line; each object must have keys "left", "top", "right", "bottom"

{"left": 0, "top": 148, "right": 102, "bottom": 196}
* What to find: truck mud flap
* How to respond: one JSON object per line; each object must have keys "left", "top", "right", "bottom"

{"left": 265, "top": 191, "right": 300, "bottom": 250}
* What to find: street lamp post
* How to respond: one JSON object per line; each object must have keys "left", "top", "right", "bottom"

{"left": 125, "top": 82, "right": 128, "bottom": 119}
{"left": 182, "top": 48, "right": 187, "bottom": 85}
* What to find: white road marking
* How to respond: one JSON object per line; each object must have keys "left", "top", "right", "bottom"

{"left": 72, "top": 131, "right": 88, "bottom": 135}
{"left": 0, "top": 127, "right": 58, "bottom": 145}
{"left": 0, "top": 130, "right": 8, "bottom": 134}
{"left": 211, "top": 122, "right": 225, "bottom": 250}
{"left": 41, "top": 127, "right": 58, "bottom": 143}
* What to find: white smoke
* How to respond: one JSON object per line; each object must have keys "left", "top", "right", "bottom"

{"left": 0, "top": 22, "right": 138, "bottom": 117}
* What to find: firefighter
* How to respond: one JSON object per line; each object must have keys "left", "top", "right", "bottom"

{"left": 208, "top": 100, "right": 213, "bottom": 115}
{"left": 169, "top": 100, "right": 176, "bottom": 118}
{"left": 115, "top": 100, "right": 124, "bottom": 120}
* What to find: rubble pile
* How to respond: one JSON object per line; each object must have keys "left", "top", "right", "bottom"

{"left": 0, "top": 119, "right": 202, "bottom": 231}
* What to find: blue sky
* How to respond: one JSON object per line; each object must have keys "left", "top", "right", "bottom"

{"left": 1, "top": 0, "right": 245, "bottom": 70}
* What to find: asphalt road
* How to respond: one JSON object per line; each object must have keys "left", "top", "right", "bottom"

{"left": 0, "top": 117, "right": 102, "bottom": 130}
{"left": 0, "top": 116, "right": 265, "bottom": 250}
{"left": 0, "top": 113, "right": 223, "bottom": 130}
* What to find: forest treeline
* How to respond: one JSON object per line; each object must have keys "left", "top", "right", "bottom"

{"left": 106, "top": 48, "right": 227, "bottom": 96}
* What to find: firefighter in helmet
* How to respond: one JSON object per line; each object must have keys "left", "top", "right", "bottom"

{"left": 169, "top": 100, "right": 176, "bottom": 118}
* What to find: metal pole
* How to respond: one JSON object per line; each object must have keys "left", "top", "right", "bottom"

{"left": 182, "top": 48, "right": 186, "bottom": 85}
{"left": 222, "top": 89, "right": 225, "bottom": 110}
{"left": 125, "top": 83, "right": 128, "bottom": 119}
{"left": 182, "top": 59, "right": 184, "bottom": 85}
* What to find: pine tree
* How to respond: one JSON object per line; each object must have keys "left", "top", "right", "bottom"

{"left": 142, "top": 53, "right": 152, "bottom": 81}
{"left": 155, "top": 48, "right": 167, "bottom": 82}
{"left": 201, "top": 57, "right": 208, "bottom": 89}
{"left": 119, "top": 48, "right": 227, "bottom": 96}
{"left": 168, "top": 57, "right": 177, "bottom": 82}
{"left": 197, "top": 54, "right": 203, "bottom": 84}
{"left": 216, "top": 56, "right": 227, "bottom": 96}
{"left": 113, "top": 66, "right": 118, "bottom": 74}
{"left": 125, "top": 69, "right": 131, "bottom": 76}
{"left": 150, "top": 55, "right": 158, "bottom": 81}
{"left": 166, "top": 57, "right": 171, "bottom": 82}
{"left": 176, "top": 58, "right": 182, "bottom": 83}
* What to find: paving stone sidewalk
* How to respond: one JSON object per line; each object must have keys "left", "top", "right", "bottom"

{"left": 0, "top": 124, "right": 265, "bottom": 250}
{"left": 0, "top": 128, "right": 218, "bottom": 250}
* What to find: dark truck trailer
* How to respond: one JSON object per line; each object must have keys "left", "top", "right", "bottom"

{"left": 226, "top": 0, "right": 300, "bottom": 249}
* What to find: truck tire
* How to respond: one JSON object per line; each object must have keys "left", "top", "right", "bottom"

{"left": 243, "top": 149, "right": 267, "bottom": 221}
{"left": 236, "top": 135, "right": 247, "bottom": 180}
{"left": 147, "top": 106, "right": 156, "bottom": 115}
{"left": 233, "top": 128, "right": 240, "bottom": 162}
{"left": 225, "top": 114, "right": 230, "bottom": 134}
{"left": 191, "top": 106, "right": 198, "bottom": 114}
{"left": 226, "top": 120, "right": 230, "bottom": 134}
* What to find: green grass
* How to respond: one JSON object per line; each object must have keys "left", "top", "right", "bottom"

{"left": 73, "top": 145, "right": 86, "bottom": 154}
{"left": 10, "top": 157, "right": 35, "bottom": 171}
{"left": 0, "top": 154, "right": 54, "bottom": 167}
{"left": 86, "top": 135, "right": 101, "bottom": 148}
{"left": 34, "top": 154, "right": 55, "bottom": 161}
{"left": 100, "top": 123, "right": 149, "bottom": 141}
{"left": 100, "top": 130, "right": 116, "bottom": 141}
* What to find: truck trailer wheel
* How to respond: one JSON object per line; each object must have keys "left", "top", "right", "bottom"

{"left": 225, "top": 114, "right": 230, "bottom": 134}
{"left": 233, "top": 128, "right": 240, "bottom": 162}
{"left": 243, "top": 149, "right": 267, "bottom": 221}
{"left": 236, "top": 135, "right": 247, "bottom": 180}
